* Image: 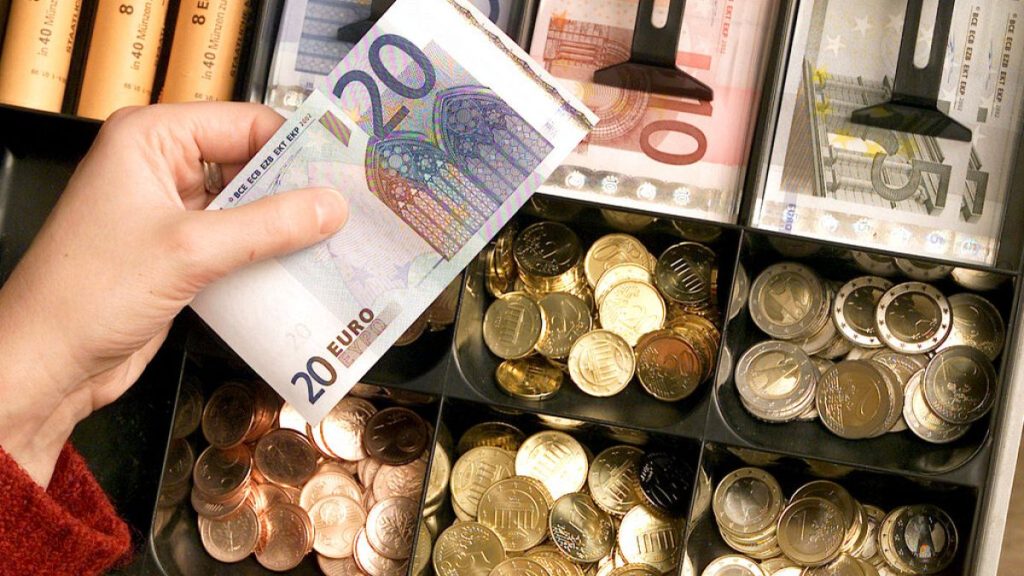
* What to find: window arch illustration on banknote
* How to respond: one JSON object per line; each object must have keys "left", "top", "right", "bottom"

{"left": 365, "top": 86, "right": 553, "bottom": 260}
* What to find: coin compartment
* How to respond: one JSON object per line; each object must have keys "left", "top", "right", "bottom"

{"left": 148, "top": 342, "right": 443, "bottom": 576}
{"left": 450, "top": 199, "right": 741, "bottom": 439}
{"left": 423, "top": 396, "right": 704, "bottom": 573}
{"left": 685, "top": 441, "right": 978, "bottom": 576}
{"left": 710, "top": 229, "right": 1019, "bottom": 480}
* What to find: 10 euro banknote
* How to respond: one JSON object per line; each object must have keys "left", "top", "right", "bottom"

{"left": 192, "top": 0, "right": 595, "bottom": 424}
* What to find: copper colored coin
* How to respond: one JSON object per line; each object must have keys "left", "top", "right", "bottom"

{"left": 318, "top": 554, "right": 367, "bottom": 576}
{"left": 373, "top": 460, "right": 427, "bottom": 501}
{"left": 354, "top": 528, "right": 409, "bottom": 576}
{"left": 255, "top": 503, "right": 314, "bottom": 572}
{"left": 201, "top": 383, "right": 255, "bottom": 448}
{"left": 310, "top": 496, "right": 366, "bottom": 558}
{"left": 322, "top": 397, "right": 378, "bottom": 461}
{"left": 366, "top": 497, "right": 419, "bottom": 560}
{"left": 363, "top": 407, "right": 429, "bottom": 465}
{"left": 191, "top": 483, "right": 250, "bottom": 518}
{"left": 254, "top": 428, "right": 319, "bottom": 487}
{"left": 193, "top": 444, "right": 252, "bottom": 501}
{"left": 249, "top": 483, "right": 292, "bottom": 515}
{"left": 299, "top": 471, "right": 363, "bottom": 511}
{"left": 199, "top": 503, "right": 260, "bottom": 563}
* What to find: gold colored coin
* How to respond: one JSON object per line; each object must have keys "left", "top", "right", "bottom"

{"left": 496, "top": 357, "right": 564, "bottom": 400}
{"left": 433, "top": 521, "right": 506, "bottom": 576}
{"left": 515, "top": 430, "right": 588, "bottom": 499}
{"left": 526, "top": 545, "right": 586, "bottom": 576}
{"left": 535, "top": 292, "right": 593, "bottom": 359}
{"left": 198, "top": 503, "right": 260, "bottom": 563}
{"left": 599, "top": 281, "right": 666, "bottom": 347}
{"left": 483, "top": 292, "right": 544, "bottom": 359}
{"left": 457, "top": 422, "right": 526, "bottom": 454}
{"left": 609, "top": 565, "right": 661, "bottom": 576}
{"left": 426, "top": 442, "right": 451, "bottom": 507}
{"left": 585, "top": 233, "right": 653, "bottom": 288}
{"left": 617, "top": 504, "right": 683, "bottom": 573}
{"left": 635, "top": 329, "right": 703, "bottom": 401}
{"left": 588, "top": 445, "right": 644, "bottom": 516}
{"left": 568, "top": 330, "right": 636, "bottom": 397}
{"left": 451, "top": 446, "right": 515, "bottom": 518}
{"left": 549, "top": 493, "right": 616, "bottom": 563}
{"left": 490, "top": 557, "right": 550, "bottom": 576}
{"left": 514, "top": 222, "right": 582, "bottom": 279}
{"left": 777, "top": 497, "right": 845, "bottom": 567}
{"left": 595, "top": 263, "right": 656, "bottom": 306}
{"left": 477, "top": 476, "right": 552, "bottom": 551}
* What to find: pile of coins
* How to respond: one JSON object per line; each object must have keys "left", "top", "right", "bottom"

{"left": 394, "top": 275, "right": 461, "bottom": 346}
{"left": 422, "top": 419, "right": 694, "bottom": 576}
{"left": 705, "top": 467, "right": 958, "bottom": 576}
{"left": 483, "top": 220, "right": 721, "bottom": 402}
{"left": 734, "top": 261, "right": 1004, "bottom": 442}
{"left": 159, "top": 380, "right": 434, "bottom": 574}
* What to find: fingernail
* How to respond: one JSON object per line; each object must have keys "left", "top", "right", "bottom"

{"left": 316, "top": 188, "right": 348, "bottom": 234}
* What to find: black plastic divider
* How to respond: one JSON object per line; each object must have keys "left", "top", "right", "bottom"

{"left": 685, "top": 441, "right": 979, "bottom": 576}
{"left": 148, "top": 328, "right": 444, "bottom": 575}
{"left": 448, "top": 201, "right": 740, "bottom": 439}
{"left": 708, "top": 230, "right": 1018, "bottom": 482}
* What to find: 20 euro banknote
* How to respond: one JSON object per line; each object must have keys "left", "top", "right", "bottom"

{"left": 192, "top": 0, "right": 595, "bottom": 424}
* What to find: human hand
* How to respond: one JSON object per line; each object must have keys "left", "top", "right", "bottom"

{"left": 0, "top": 103, "right": 348, "bottom": 486}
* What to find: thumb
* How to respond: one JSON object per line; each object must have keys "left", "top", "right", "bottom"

{"left": 178, "top": 187, "right": 348, "bottom": 282}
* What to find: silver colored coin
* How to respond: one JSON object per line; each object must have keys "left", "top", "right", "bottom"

{"left": 735, "top": 341, "right": 817, "bottom": 421}
{"left": 792, "top": 315, "right": 839, "bottom": 356}
{"left": 870, "top": 350, "right": 929, "bottom": 389}
{"left": 903, "top": 371, "right": 970, "bottom": 444}
{"left": 950, "top": 267, "right": 1007, "bottom": 291}
{"left": 923, "top": 346, "right": 997, "bottom": 424}
{"left": 875, "top": 282, "right": 952, "bottom": 354}
{"left": 938, "top": 293, "right": 1005, "bottom": 361}
{"left": 845, "top": 347, "right": 880, "bottom": 361}
{"left": 717, "top": 346, "right": 733, "bottom": 388}
{"left": 749, "top": 263, "right": 828, "bottom": 340}
{"left": 728, "top": 264, "right": 750, "bottom": 321}
{"left": 851, "top": 251, "right": 899, "bottom": 277}
{"left": 879, "top": 505, "right": 957, "bottom": 575}
{"left": 868, "top": 361, "right": 905, "bottom": 435}
{"left": 701, "top": 555, "right": 765, "bottom": 576}
{"left": 894, "top": 258, "right": 953, "bottom": 281}
{"left": 832, "top": 276, "right": 893, "bottom": 348}
{"left": 816, "top": 361, "right": 892, "bottom": 439}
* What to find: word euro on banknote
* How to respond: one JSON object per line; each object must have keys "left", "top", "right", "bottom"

{"left": 194, "top": 0, "right": 596, "bottom": 424}
{"left": 530, "top": 0, "right": 779, "bottom": 223}
{"left": 265, "top": 0, "right": 524, "bottom": 114}
{"left": 752, "top": 0, "right": 1023, "bottom": 265}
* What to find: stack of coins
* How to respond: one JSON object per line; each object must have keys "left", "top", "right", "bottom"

{"left": 483, "top": 220, "right": 721, "bottom": 403}
{"left": 394, "top": 275, "right": 462, "bottom": 346}
{"left": 706, "top": 468, "right": 958, "bottom": 576}
{"left": 735, "top": 261, "right": 1004, "bottom": 443}
{"left": 166, "top": 380, "right": 433, "bottom": 574}
{"left": 425, "top": 420, "right": 693, "bottom": 576}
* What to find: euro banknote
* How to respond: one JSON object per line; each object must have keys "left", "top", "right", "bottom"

{"left": 194, "top": 0, "right": 595, "bottom": 423}
{"left": 751, "top": 0, "right": 1023, "bottom": 265}
{"left": 529, "top": 0, "right": 780, "bottom": 222}
{"left": 265, "top": 0, "right": 524, "bottom": 115}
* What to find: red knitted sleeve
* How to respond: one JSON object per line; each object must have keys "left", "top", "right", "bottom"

{"left": 0, "top": 443, "right": 132, "bottom": 576}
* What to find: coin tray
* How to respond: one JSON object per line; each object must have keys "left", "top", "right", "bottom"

{"left": 148, "top": 332, "right": 443, "bottom": 576}
{"left": 685, "top": 442, "right": 978, "bottom": 576}
{"left": 710, "top": 230, "right": 1019, "bottom": 481}
{"left": 449, "top": 200, "right": 740, "bottom": 440}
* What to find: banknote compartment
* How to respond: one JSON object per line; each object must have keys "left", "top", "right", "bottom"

{"left": 148, "top": 347, "right": 442, "bottom": 576}
{"left": 709, "top": 229, "right": 1020, "bottom": 480}
{"left": 743, "top": 0, "right": 1024, "bottom": 271}
{"left": 426, "top": 396, "right": 704, "bottom": 575}
{"left": 450, "top": 199, "right": 741, "bottom": 439}
{"left": 684, "top": 441, "right": 979, "bottom": 576}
